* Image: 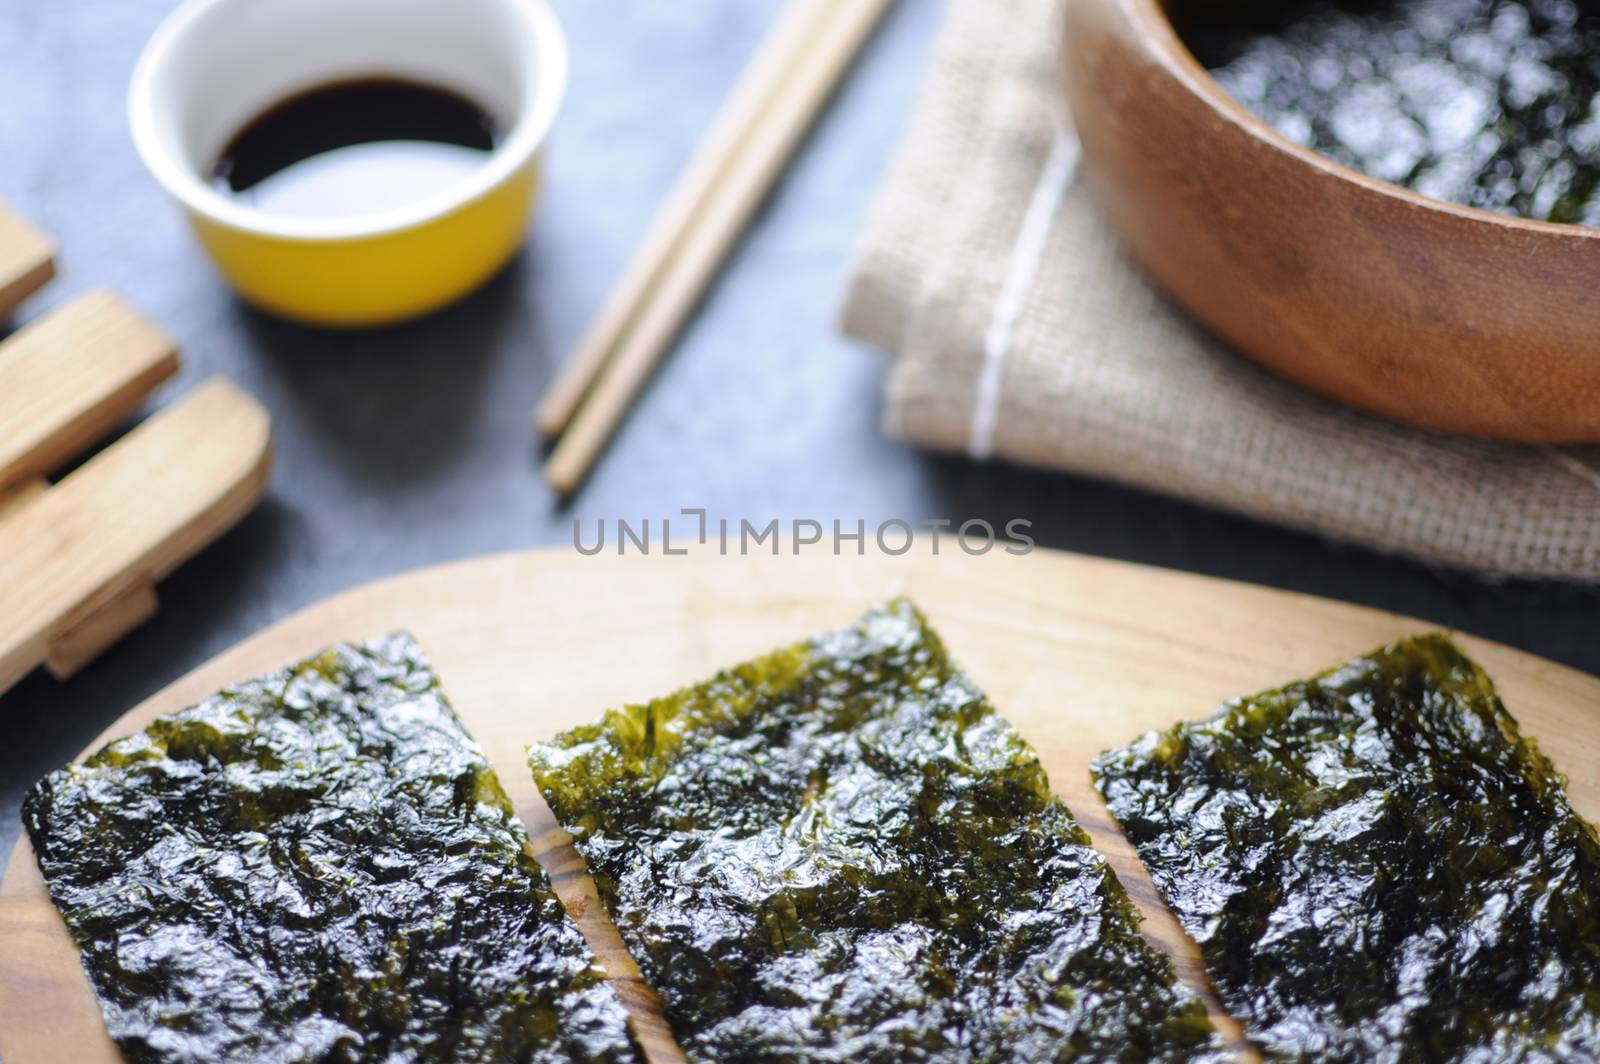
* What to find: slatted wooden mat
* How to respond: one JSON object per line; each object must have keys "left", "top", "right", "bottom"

{"left": 0, "top": 200, "right": 273, "bottom": 693}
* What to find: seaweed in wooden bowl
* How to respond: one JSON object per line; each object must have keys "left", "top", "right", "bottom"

{"left": 1062, "top": 0, "right": 1600, "bottom": 441}
{"left": 1177, "top": 0, "right": 1600, "bottom": 226}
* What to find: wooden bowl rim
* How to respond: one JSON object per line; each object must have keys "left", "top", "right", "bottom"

{"left": 1116, "top": 0, "right": 1600, "bottom": 244}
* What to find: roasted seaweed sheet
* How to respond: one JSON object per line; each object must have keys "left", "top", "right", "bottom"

{"left": 1094, "top": 635, "right": 1600, "bottom": 1063}
{"left": 529, "top": 599, "right": 1226, "bottom": 1062}
{"left": 23, "top": 633, "right": 638, "bottom": 1064}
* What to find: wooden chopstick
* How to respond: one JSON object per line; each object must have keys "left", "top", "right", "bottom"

{"left": 541, "top": 0, "right": 897, "bottom": 495}
{"left": 534, "top": 0, "right": 837, "bottom": 439}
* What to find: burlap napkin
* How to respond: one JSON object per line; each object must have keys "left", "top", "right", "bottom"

{"left": 841, "top": 0, "right": 1600, "bottom": 580}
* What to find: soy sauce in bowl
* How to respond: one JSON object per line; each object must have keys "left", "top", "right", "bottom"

{"left": 212, "top": 78, "right": 499, "bottom": 221}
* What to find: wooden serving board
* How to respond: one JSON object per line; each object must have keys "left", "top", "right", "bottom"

{"left": 4, "top": 546, "right": 1598, "bottom": 1062}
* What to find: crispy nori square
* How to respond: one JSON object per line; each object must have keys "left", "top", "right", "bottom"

{"left": 23, "top": 633, "right": 638, "bottom": 1064}
{"left": 529, "top": 599, "right": 1227, "bottom": 1062}
{"left": 1094, "top": 635, "right": 1600, "bottom": 1062}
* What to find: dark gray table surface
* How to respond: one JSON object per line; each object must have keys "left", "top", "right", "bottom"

{"left": 3, "top": 0, "right": 1598, "bottom": 858}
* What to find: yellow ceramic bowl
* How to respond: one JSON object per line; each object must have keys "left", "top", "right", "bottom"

{"left": 129, "top": 0, "right": 566, "bottom": 327}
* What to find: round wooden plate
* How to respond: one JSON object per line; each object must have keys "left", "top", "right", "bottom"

{"left": 4, "top": 546, "right": 1598, "bottom": 1061}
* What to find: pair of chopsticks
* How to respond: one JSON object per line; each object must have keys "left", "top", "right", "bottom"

{"left": 536, "top": 0, "right": 898, "bottom": 494}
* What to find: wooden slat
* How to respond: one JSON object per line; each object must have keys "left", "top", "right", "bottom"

{"left": 45, "top": 583, "right": 161, "bottom": 680}
{"left": 0, "top": 379, "right": 273, "bottom": 693}
{"left": 0, "top": 477, "right": 46, "bottom": 520}
{"left": 0, "top": 290, "right": 179, "bottom": 494}
{"left": 0, "top": 204, "right": 56, "bottom": 320}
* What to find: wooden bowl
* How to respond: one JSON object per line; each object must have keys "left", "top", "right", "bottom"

{"left": 1061, "top": 0, "right": 1600, "bottom": 442}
